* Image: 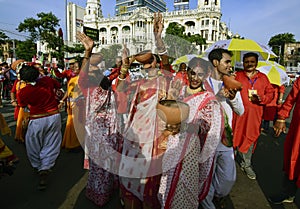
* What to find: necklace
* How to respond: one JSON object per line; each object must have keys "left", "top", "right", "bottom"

{"left": 186, "top": 86, "right": 203, "bottom": 95}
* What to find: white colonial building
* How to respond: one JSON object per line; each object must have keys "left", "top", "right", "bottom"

{"left": 82, "top": 0, "right": 231, "bottom": 55}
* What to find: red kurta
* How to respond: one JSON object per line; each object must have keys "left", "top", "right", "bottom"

{"left": 277, "top": 77, "right": 300, "bottom": 187}
{"left": 232, "top": 70, "right": 274, "bottom": 153}
{"left": 263, "top": 84, "right": 285, "bottom": 121}
{"left": 54, "top": 69, "right": 76, "bottom": 83}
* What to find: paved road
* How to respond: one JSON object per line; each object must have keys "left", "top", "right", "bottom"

{"left": 0, "top": 86, "right": 299, "bottom": 209}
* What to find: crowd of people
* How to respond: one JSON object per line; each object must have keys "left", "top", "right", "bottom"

{"left": 0, "top": 12, "right": 299, "bottom": 208}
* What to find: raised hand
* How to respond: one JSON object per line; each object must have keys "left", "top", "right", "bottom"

{"left": 168, "top": 79, "right": 182, "bottom": 100}
{"left": 76, "top": 31, "right": 95, "bottom": 73}
{"left": 76, "top": 31, "right": 94, "bottom": 53}
{"left": 122, "top": 44, "right": 131, "bottom": 68}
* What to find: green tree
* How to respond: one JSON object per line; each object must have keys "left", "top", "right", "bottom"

{"left": 17, "top": 12, "right": 64, "bottom": 64}
{"left": 164, "top": 22, "right": 206, "bottom": 60}
{"left": 187, "top": 34, "right": 206, "bottom": 53}
{"left": 100, "top": 44, "right": 122, "bottom": 68}
{"left": 0, "top": 31, "right": 9, "bottom": 44}
{"left": 268, "top": 33, "right": 296, "bottom": 64}
{"left": 15, "top": 39, "right": 36, "bottom": 61}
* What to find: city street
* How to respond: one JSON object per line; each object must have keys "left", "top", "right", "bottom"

{"left": 0, "top": 86, "right": 299, "bottom": 209}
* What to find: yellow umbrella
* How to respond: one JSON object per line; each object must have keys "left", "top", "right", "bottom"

{"left": 171, "top": 54, "right": 203, "bottom": 66}
{"left": 202, "top": 39, "right": 277, "bottom": 68}
{"left": 257, "top": 61, "right": 290, "bottom": 86}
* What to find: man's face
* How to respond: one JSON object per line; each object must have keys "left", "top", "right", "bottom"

{"left": 216, "top": 53, "right": 232, "bottom": 75}
{"left": 243, "top": 56, "right": 258, "bottom": 72}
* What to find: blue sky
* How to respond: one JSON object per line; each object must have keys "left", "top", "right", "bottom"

{"left": 0, "top": 0, "right": 299, "bottom": 46}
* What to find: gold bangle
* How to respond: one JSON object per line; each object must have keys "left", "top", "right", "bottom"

{"left": 276, "top": 119, "right": 285, "bottom": 123}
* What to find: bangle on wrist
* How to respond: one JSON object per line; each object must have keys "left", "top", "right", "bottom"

{"left": 118, "top": 75, "right": 126, "bottom": 81}
{"left": 59, "top": 100, "right": 64, "bottom": 103}
{"left": 276, "top": 119, "right": 285, "bottom": 123}
{"left": 11, "top": 100, "right": 16, "bottom": 103}
{"left": 158, "top": 49, "right": 168, "bottom": 55}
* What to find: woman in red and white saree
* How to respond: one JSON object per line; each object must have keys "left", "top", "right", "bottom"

{"left": 77, "top": 32, "right": 121, "bottom": 207}
{"left": 158, "top": 57, "right": 222, "bottom": 209}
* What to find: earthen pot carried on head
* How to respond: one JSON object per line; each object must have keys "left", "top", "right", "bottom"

{"left": 135, "top": 50, "right": 153, "bottom": 64}
{"left": 222, "top": 74, "right": 243, "bottom": 91}
{"left": 156, "top": 99, "right": 190, "bottom": 125}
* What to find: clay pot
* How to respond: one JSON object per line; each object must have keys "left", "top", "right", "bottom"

{"left": 135, "top": 50, "right": 153, "bottom": 64}
{"left": 11, "top": 59, "right": 25, "bottom": 71}
{"left": 157, "top": 99, "right": 190, "bottom": 125}
{"left": 222, "top": 74, "right": 242, "bottom": 90}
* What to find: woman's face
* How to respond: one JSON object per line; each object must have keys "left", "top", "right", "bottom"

{"left": 188, "top": 66, "right": 205, "bottom": 89}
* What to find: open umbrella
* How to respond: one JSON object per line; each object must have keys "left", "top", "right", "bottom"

{"left": 257, "top": 61, "right": 290, "bottom": 86}
{"left": 202, "top": 39, "right": 277, "bottom": 69}
{"left": 171, "top": 54, "right": 203, "bottom": 66}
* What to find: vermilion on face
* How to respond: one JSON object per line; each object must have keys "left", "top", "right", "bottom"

{"left": 188, "top": 66, "right": 205, "bottom": 89}
{"left": 243, "top": 56, "right": 258, "bottom": 72}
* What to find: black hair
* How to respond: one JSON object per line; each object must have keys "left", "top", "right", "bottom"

{"left": 243, "top": 52, "right": 259, "bottom": 62}
{"left": 208, "top": 48, "right": 233, "bottom": 64}
{"left": 187, "top": 57, "right": 212, "bottom": 73}
{"left": 19, "top": 65, "right": 40, "bottom": 82}
{"left": 179, "top": 62, "right": 187, "bottom": 68}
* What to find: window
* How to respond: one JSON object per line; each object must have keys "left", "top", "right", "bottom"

{"left": 205, "top": 0, "right": 209, "bottom": 5}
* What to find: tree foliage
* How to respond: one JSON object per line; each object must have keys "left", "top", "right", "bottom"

{"left": 15, "top": 39, "right": 36, "bottom": 61}
{"left": 268, "top": 33, "right": 296, "bottom": 64}
{"left": 17, "top": 12, "right": 65, "bottom": 64}
{"left": 164, "top": 22, "right": 206, "bottom": 60}
{"left": 0, "top": 31, "right": 9, "bottom": 44}
{"left": 17, "top": 12, "right": 60, "bottom": 43}
{"left": 100, "top": 44, "right": 122, "bottom": 68}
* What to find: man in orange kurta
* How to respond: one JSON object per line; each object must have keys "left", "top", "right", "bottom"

{"left": 232, "top": 52, "right": 274, "bottom": 180}
{"left": 269, "top": 77, "right": 300, "bottom": 204}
